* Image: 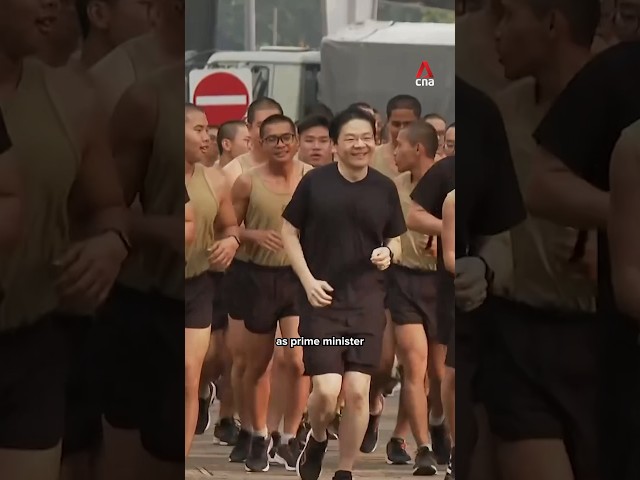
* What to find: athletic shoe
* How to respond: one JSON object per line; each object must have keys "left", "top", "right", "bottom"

{"left": 245, "top": 434, "right": 270, "bottom": 472}
{"left": 268, "top": 431, "right": 281, "bottom": 464}
{"left": 360, "top": 397, "right": 384, "bottom": 453}
{"left": 430, "top": 423, "right": 451, "bottom": 465}
{"left": 229, "top": 428, "right": 251, "bottom": 463}
{"left": 214, "top": 417, "right": 240, "bottom": 446}
{"left": 327, "top": 411, "right": 341, "bottom": 440}
{"left": 296, "top": 430, "right": 328, "bottom": 480}
{"left": 195, "top": 382, "right": 215, "bottom": 434}
{"left": 274, "top": 437, "right": 303, "bottom": 471}
{"left": 444, "top": 447, "right": 455, "bottom": 480}
{"left": 386, "top": 437, "right": 411, "bottom": 465}
{"left": 296, "top": 416, "right": 311, "bottom": 445}
{"left": 413, "top": 446, "right": 438, "bottom": 476}
{"left": 332, "top": 470, "right": 353, "bottom": 480}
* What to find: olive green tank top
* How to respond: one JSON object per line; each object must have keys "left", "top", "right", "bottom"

{"left": 371, "top": 144, "right": 399, "bottom": 179}
{"left": 243, "top": 164, "right": 311, "bottom": 267}
{"left": 185, "top": 164, "right": 218, "bottom": 278}
{"left": 394, "top": 172, "right": 437, "bottom": 271}
{"left": 0, "top": 60, "right": 79, "bottom": 332}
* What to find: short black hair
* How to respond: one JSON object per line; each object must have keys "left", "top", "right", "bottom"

{"left": 185, "top": 103, "right": 205, "bottom": 115}
{"left": 247, "top": 97, "right": 283, "bottom": 124}
{"left": 386, "top": 95, "right": 422, "bottom": 119}
{"left": 423, "top": 112, "right": 446, "bottom": 123}
{"left": 303, "top": 102, "right": 334, "bottom": 121}
{"left": 217, "top": 120, "right": 246, "bottom": 154}
{"left": 329, "top": 108, "right": 376, "bottom": 144}
{"left": 348, "top": 101, "right": 374, "bottom": 112}
{"left": 447, "top": 122, "right": 455, "bottom": 130}
{"left": 525, "top": 0, "right": 600, "bottom": 47}
{"left": 297, "top": 115, "right": 331, "bottom": 136}
{"left": 402, "top": 121, "right": 439, "bottom": 158}
{"left": 259, "top": 114, "right": 297, "bottom": 138}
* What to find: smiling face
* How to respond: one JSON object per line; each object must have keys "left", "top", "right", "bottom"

{"left": 335, "top": 119, "right": 376, "bottom": 169}
{"left": 185, "top": 108, "right": 210, "bottom": 165}
{"left": 0, "top": 0, "right": 60, "bottom": 59}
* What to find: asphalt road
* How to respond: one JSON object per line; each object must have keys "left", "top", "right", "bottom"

{"left": 186, "top": 394, "right": 446, "bottom": 479}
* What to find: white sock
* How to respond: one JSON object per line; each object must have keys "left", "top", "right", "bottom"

{"left": 420, "top": 443, "right": 433, "bottom": 451}
{"left": 253, "top": 428, "right": 268, "bottom": 438}
{"left": 281, "top": 433, "right": 294, "bottom": 443}
{"left": 429, "top": 412, "right": 445, "bottom": 426}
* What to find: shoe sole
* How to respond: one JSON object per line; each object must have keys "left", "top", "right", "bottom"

{"left": 296, "top": 430, "right": 326, "bottom": 480}
{"left": 413, "top": 465, "right": 438, "bottom": 476}
{"left": 386, "top": 458, "right": 411, "bottom": 465}
{"left": 244, "top": 463, "right": 269, "bottom": 472}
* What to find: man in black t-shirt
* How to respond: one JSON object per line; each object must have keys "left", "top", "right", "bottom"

{"left": 530, "top": 40, "right": 640, "bottom": 480}
{"left": 0, "top": 112, "right": 22, "bottom": 251}
{"left": 281, "top": 108, "right": 406, "bottom": 480}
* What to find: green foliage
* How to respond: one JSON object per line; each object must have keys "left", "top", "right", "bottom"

{"left": 215, "top": 0, "right": 453, "bottom": 50}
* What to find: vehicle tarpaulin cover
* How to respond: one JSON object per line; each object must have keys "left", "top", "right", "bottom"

{"left": 319, "top": 21, "right": 455, "bottom": 122}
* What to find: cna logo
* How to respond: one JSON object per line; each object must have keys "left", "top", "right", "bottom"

{"left": 416, "top": 61, "right": 435, "bottom": 87}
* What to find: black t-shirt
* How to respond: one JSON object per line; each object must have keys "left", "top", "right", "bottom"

{"left": 534, "top": 41, "right": 640, "bottom": 313}
{"left": 454, "top": 77, "right": 526, "bottom": 255}
{"left": 0, "top": 110, "right": 11, "bottom": 154}
{"left": 283, "top": 163, "right": 406, "bottom": 313}
{"left": 410, "top": 155, "right": 455, "bottom": 275}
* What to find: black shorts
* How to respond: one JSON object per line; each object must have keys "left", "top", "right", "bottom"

{"left": 96, "top": 284, "right": 183, "bottom": 463}
{"left": 387, "top": 265, "right": 438, "bottom": 336}
{"left": 243, "top": 263, "right": 299, "bottom": 334}
{"left": 299, "top": 295, "right": 386, "bottom": 377}
{"left": 185, "top": 273, "right": 214, "bottom": 330}
{"left": 209, "top": 271, "right": 228, "bottom": 331}
{"left": 481, "top": 296, "right": 599, "bottom": 480}
{"left": 223, "top": 259, "right": 249, "bottom": 320}
{"left": 62, "top": 315, "right": 103, "bottom": 457}
{"left": 0, "top": 315, "right": 69, "bottom": 450}
{"left": 436, "top": 274, "right": 454, "bottom": 345}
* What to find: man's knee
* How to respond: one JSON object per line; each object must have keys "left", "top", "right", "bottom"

{"left": 400, "top": 352, "right": 428, "bottom": 384}
{"left": 311, "top": 375, "right": 342, "bottom": 411}
{"left": 342, "top": 372, "right": 371, "bottom": 409}
{"left": 284, "top": 348, "right": 304, "bottom": 377}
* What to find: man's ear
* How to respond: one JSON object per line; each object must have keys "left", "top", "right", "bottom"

{"left": 87, "top": 0, "right": 111, "bottom": 31}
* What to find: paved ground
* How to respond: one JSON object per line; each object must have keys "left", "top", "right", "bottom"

{"left": 186, "top": 394, "right": 446, "bottom": 479}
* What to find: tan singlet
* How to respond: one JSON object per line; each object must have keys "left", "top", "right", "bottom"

{"left": 371, "top": 144, "right": 399, "bottom": 179}
{"left": 185, "top": 164, "right": 218, "bottom": 278}
{"left": 394, "top": 172, "right": 437, "bottom": 271}
{"left": 0, "top": 59, "right": 80, "bottom": 332}
{"left": 243, "top": 163, "right": 312, "bottom": 267}
{"left": 494, "top": 79, "right": 596, "bottom": 312}
{"left": 128, "top": 65, "right": 185, "bottom": 300}
{"left": 90, "top": 33, "right": 168, "bottom": 117}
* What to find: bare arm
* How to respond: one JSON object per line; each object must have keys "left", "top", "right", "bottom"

{"left": 609, "top": 132, "right": 640, "bottom": 323}
{"left": 442, "top": 190, "right": 455, "bottom": 274}
{"left": 230, "top": 173, "right": 268, "bottom": 245}
{"left": 407, "top": 201, "right": 442, "bottom": 236}
{"left": 209, "top": 170, "right": 239, "bottom": 239}
{"left": 0, "top": 151, "right": 23, "bottom": 248}
{"left": 281, "top": 219, "right": 314, "bottom": 287}
{"left": 526, "top": 148, "right": 609, "bottom": 229}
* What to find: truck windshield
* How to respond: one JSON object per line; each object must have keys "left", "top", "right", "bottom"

{"left": 301, "top": 63, "right": 321, "bottom": 120}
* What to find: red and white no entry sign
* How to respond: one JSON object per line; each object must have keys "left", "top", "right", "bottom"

{"left": 189, "top": 69, "right": 253, "bottom": 126}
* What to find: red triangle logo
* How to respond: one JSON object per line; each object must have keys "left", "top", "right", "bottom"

{"left": 416, "top": 61, "right": 434, "bottom": 79}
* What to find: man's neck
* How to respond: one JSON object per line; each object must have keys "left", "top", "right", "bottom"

{"left": 535, "top": 45, "right": 591, "bottom": 104}
{"left": 219, "top": 153, "right": 234, "bottom": 169}
{"left": 337, "top": 161, "right": 367, "bottom": 182}
{"left": 0, "top": 53, "right": 22, "bottom": 101}
{"left": 80, "top": 34, "right": 114, "bottom": 69}
{"left": 410, "top": 157, "right": 434, "bottom": 183}
{"left": 267, "top": 159, "right": 295, "bottom": 178}
{"left": 185, "top": 160, "right": 196, "bottom": 179}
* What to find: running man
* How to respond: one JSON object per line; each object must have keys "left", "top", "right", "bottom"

{"left": 184, "top": 104, "right": 240, "bottom": 456}
{"left": 297, "top": 115, "right": 334, "bottom": 167}
{"left": 282, "top": 108, "right": 406, "bottom": 480}
{"left": 214, "top": 120, "right": 250, "bottom": 170}
{"left": 423, "top": 113, "right": 447, "bottom": 160}
{"left": 231, "top": 114, "right": 312, "bottom": 472}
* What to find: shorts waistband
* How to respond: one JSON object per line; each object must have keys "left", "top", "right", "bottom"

{"left": 247, "top": 262, "right": 293, "bottom": 273}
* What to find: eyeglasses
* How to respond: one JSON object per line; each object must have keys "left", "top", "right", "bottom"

{"left": 262, "top": 134, "right": 296, "bottom": 146}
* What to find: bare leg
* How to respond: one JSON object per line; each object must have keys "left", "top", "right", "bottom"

{"left": 337, "top": 372, "right": 372, "bottom": 472}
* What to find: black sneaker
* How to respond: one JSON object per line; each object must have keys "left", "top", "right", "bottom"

{"left": 245, "top": 434, "right": 270, "bottom": 472}
{"left": 413, "top": 446, "right": 438, "bottom": 476}
{"left": 229, "top": 428, "right": 251, "bottom": 463}
{"left": 296, "top": 430, "right": 328, "bottom": 480}
{"left": 214, "top": 417, "right": 240, "bottom": 446}
{"left": 274, "top": 437, "right": 303, "bottom": 471}
{"left": 195, "top": 383, "right": 215, "bottom": 435}
{"left": 332, "top": 470, "right": 353, "bottom": 480}
{"left": 444, "top": 447, "right": 455, "bottom": 480}
{"left": 296, "top": 417, "right": 311, "bottom": 445}
{"left": 359, "top": 398, "right": 383, "bottom": 454}
{"left": 267, "top": 431, "right": 281, "bottom": 464}
{"left": 386, "top": 437, "right": 411, "bottom": 465}
{"left": 430, "top": 423, "right": 450, "bottom": 465}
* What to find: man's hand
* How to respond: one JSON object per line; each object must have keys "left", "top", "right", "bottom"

{"left": 253, "top": 230, "right": 284, "bottom": 252}
{"left": 54, "top": 231, "right": 128, "bottom": 307}
{"left": 371, "top": 246, "right": 391, "bottom": 271}
{"left": 455, "top": 257, "right": 488, "bottom": 312}
{"left": 208, "top": 237, "right": 239, "bottom": 270}
{"left": 303, "top": 278, "right": 334, "bottom": 307}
